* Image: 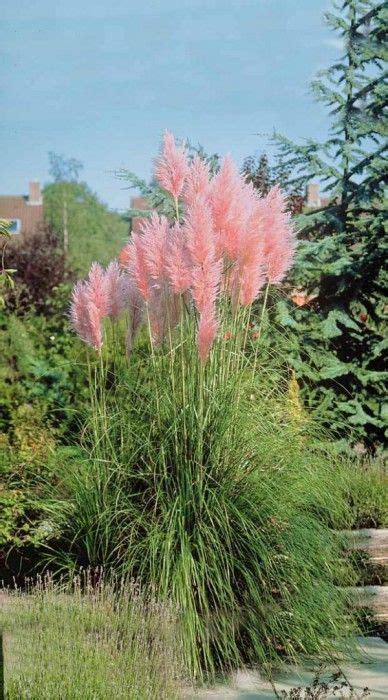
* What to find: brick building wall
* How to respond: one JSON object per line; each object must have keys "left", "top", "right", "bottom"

{"left": 0, "top": 181, "right": 44, "bottom": 235}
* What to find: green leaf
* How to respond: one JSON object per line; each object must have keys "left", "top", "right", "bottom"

{"left": 275, "top": 301, "right": 299, "bottom": 329}
{"left": 319, "top": 358, "right": 354, "bottom": 380}
{"left": 321, "top": 312, "right": 343, "bottom": 338}
{"left": 321, "top": 309, "right": 360, "bottom": 338}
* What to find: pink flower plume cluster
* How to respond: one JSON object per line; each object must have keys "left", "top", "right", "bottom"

{"left": 70, "top": 261, "right": 142, "bottom": 351}
{"left": 71, "top": 132, "right": 296, "bottom": 362}
{"left": 154, "top": 131, "right": 189, "bottom": 200}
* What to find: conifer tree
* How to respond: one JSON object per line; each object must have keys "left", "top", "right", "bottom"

{"left": 272, "top": 0, "right": 387, "bottom": 450}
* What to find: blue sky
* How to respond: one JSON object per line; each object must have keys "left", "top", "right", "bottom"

{"left": 1, "top": 0, "right": 340, "bottom": 211}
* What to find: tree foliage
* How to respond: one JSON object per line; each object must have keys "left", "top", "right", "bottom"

{"left": 44, "top": 181, "right": 129, "bottom": 274}
{"left": 242, "top": 152, "right": 304, "bottom": 214}
{"left": 242, "top": 153, "right": 272, "bottom": 196}
{"left": 48, "top": 152, "right": 83, "bottom": 183}
{"left": 272, "top": 0, "right": 387, "bottom": 450}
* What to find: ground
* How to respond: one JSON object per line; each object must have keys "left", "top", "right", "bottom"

{"left": 188, "top": 638, "right": 388, "bottom": 699}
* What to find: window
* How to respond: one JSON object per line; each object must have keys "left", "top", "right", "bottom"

{"left": 3, "top": 219, "right": 21, "bottom": 234}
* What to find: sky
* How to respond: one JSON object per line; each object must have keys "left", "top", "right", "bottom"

{"left": 0, "top": 0, "right": 341, "bottom": 211}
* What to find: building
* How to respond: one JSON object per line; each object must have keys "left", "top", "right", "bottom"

{"left": 305, "top": 183, "right": 331, "bottom": 210}
{"left": 0, "top": 181, "right": 44, "bottom": 236}
{"left": 128, "top": 196, "right": 151, "bottom": 234}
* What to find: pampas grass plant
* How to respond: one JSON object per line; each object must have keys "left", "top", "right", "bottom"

{"left": 49, "top": 133, "right": 357, "bottom": 679}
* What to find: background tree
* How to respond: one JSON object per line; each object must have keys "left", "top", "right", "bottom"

{"left": 48, "top": 153, "right": 83, "bottom": 184}
{"left": 47, "top": 153, "right": 83, "bottom": 254}
{"left": 242, "top": 152, "right": 304, "bottom": 214}
{"left": 44, "top": 170, "right": 128, "bottom": 274}
{"left": 242, "top": 153, "right": 271, "bottom": 196}
{"left": 271, "top": 0, "right": 387, "bottom": 450}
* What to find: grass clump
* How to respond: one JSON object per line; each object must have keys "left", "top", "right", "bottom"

{"left": 0, "top": 571, "right": 182, "bottom": 699}
{"left": 49, "top": 135, "right": 359, "bottom": 680}
{"left": 344, "top": 458, "right": 388, "bottom": 529}
{"left": 47, "top": 333, "right": 358, "bottom": 679}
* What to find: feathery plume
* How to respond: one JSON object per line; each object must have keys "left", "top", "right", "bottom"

{"left": 210, "top": 155, "right": 250, "bottom": 260}
{"left": 85, "top": 302, "right": 103, "bottom": 352}
{"left": 70, "top": 281, "right": 102, "bottom": 352}
{"left": 118, "top": 243, "right": 131, "bottom": 270}
{"left": 183, "top": 154, "right": 211, "bottom": 206}
{"left": 184, "top": 197, "right": 215, "bottom": 267}
{"left": 191, "top": 254, "right": 222, "bottom": 314}
{"left": 126, "top": 233, "right": 151, "bottom": 301}
{"left": 230, "top": 198, "right": 266, "bottom": 306}
{"left": 105, "top": 261, "right": 128, "bottom": 318}
{"left": 154, "top": 130, "right": 188, "bottom": 199}
{"left": 166, "top": 223, "right": 191, "bottom": 294}
{"left": 70, "top": 139, "right": 296, "bottom": 362}
{"left": 183, "top": 196, "right": 221, "bottom": 321}
{"left": 87, "top": 262, "right": 109, "bottom": 317}
{"left": 197, "top": 304, "right": 218, "bottom": 364}
{"left": 260, "top": 186, "right": 296, "bottom": 284}
{"left": 141, "top": 212, "right": 170, "bottom": 284}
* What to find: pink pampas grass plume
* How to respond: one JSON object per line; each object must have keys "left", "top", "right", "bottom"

{"left": 210, "top": 155, "right": 249, "bottom": 260}
{"left": 183, "top": 154, "right": 211, "bottom": 206}
{"left": 230, "top": 199, "right": 266, "bottom": 306}
{"left": 210, "top": 155, "right": 236, "bottom": 251}
{"left": 191, "top": 254, "right": 222, "bottom": 314}
{"left": 105, "top": 260, "right": 128, "bottom": 318}
{"left": 87, "top": 262, "right": 109, "bottom": 317}
{"left": 141, "top": 212, "right": 170, "bottom": 284}
{"left": 84, "top": 301, "right": 103, "bottom": 352}
{"left": 126, "top": 232, "right": 151, "bottom": 301}
{"left": 154, "top": 130, "right": 188, "bottom": 200}
{"left": 235, "top": 257, "right": 265, "bottom": 306}
{"left": 185, "top": 198, "right": 221, "bottom": 317}
{"left": 70, "top": 281, "right": 102, "bottom": 352}
{"left": 118, "top": 243, "right": 131, "bottom": 270}
{"left": 260, "top": 186, "right": 296, "bottom": 284}
{"left": 197, "top": 304, "right": 218, "bottom": 364}
{"left": 166, "top": 223, "right": 191, "bottom": 294}
{"left": 184, "top": 197, "right": 215, "bottom": 267}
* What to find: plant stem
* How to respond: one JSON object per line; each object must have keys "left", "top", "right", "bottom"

{"left": 251, "top": 281, "right": 270, "bottom": 382}
{"left": 179, "top": 296, "right": 188, "bottom": 455}
{"left": 174, "top": 196, "right": 180, "bottom": 223}
{"left": 258, "top": 281, "right": 270, "bottom": 340}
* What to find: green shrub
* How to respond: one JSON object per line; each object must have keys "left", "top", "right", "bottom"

{"left": 0, "top": 292, "right": 87, "bottom": 439}
{"left": 0, "top": 296, "right": 89, "bottom": 577}
{"left": 4, "top": 227, "right": 69, "bottom": 314}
